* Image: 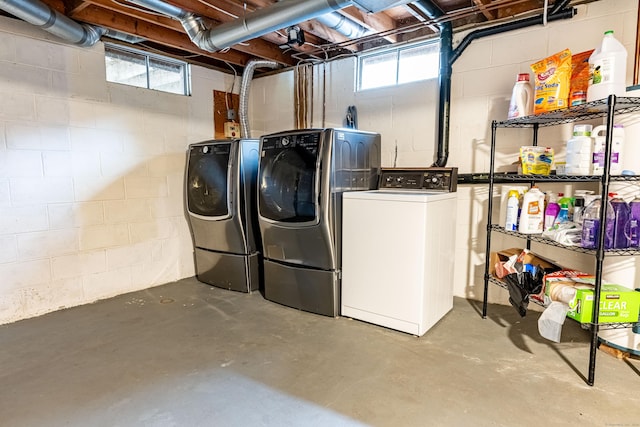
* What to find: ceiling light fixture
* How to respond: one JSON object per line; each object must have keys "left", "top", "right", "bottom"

{"left": 280, "top": 25, "right": 305, "bottom": 49}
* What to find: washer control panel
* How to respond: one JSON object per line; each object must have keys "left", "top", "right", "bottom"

{"left": 379, "top": 168, "right": 458, "bottom": 192}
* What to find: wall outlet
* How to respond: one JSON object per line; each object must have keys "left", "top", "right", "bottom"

{"left": 224, "top": 122, "right": 240, "bottom": 138}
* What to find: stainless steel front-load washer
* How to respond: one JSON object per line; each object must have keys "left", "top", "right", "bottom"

{"left": 257, "top": 128, "right": 381, "bottom": 316}
{"left": 186, "top": 139, "right": 262, "bottom": 293}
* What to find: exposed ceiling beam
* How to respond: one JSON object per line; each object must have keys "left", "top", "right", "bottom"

{"left": 472, "top": 0, "right": 497, "bottom": 21}
{"left": 70, "top": 4, "right": 251, "bottom": 66}
{"left": 69, "top": 1, "right": 296, "bottom": 65}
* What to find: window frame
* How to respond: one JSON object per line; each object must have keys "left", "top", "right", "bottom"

{"left": 104, "top": 43, "right": 191, "bottom": 96}
{"left": 357, "top": 40, "right": 440, "bottom": 91}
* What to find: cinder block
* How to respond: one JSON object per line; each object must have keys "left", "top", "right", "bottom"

{"left": 125, "top": 176, "right": 168, "bottom": 199}
{"left": 0, "top": 235, "right": 17, "bottom": 263}
{"left": 48, "top": 202, "right": 104, "bottom": 229}
{"left": 0, "top": 91, "right": 34, "bottom": 121}
{"left": 69, "top": 127, "right": 124, "bottom": 153}
{"left": 17, "top": 229, "right": 79, "bottom": 260}
{"left": 82, "top": 266, "right": 133, "bottom": 302}
{"left": 0, "top": 150, "right": 43, "bottom": 178}
{"left": 68, "top": 100, "right": 96, "bottom": 128}
{"left": 106, "top": 241, "right": 157, "bottom": 269}
{"left": 99, "top": 152, "right": 147, "bottom": 178}
{"left": 0, "top": 32, "right": 15, "bottom": 61}
{"left": 73, "top": 176, "right": 125, "bottom": 202}
{"left": 0, "top": 258, "right": 51, "bottom": 289}
{"left": 129, "top": 218, "right": 177, "bottom": 244}
{"left": 79, "top": 223, "right": 129, "bottom": 250}
{"left": 0, "top": 205, "right": 49, "bottom": 234}
{"left": 103, "top": 199, "right": 151, "bottom": 224}
{"left": 10, "top": 177, "right": 74, "bottom": 205}
{"left": 35, "top": 96, "right": 70, "bottom": 125}
{"left": 15, "top": 37, "right": 72, "bottom": 71}
{"left": 51, "top": 250, "right": 106, "bottom": 280}
{"left": 43, "top": 151, "right": 101, "bottom": 178}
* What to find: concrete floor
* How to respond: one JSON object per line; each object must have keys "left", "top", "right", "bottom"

{"left": 0, "top": 277, "right": 638, "bottom": 427}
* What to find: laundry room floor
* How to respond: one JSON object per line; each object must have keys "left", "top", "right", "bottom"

{"left": 0, "top": 277, "right": 638, "bottom": 427}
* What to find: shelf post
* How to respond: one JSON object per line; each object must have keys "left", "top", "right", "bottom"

{"left": 482, "top": 120, "right": 499, "bottom": 318}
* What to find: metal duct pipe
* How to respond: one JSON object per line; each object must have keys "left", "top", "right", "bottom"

{"left": 0, "top": 0, "right": 104, "bottom": 47}
{"left": 316, "top": 12, "right": 370, "bottom": 38}
{"left": 411, "top": 1, "right": 452, "bottom": 168}
{"left": 239, "top": 60, "right": 280, "bottom": 139}
{"left": 129, "top": 0, "right": 353, "bottom": 52}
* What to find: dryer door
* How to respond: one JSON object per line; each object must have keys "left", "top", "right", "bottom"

{"left": 258, "top": 132, "right": 320, "bottom": 224}
{"left": 187, "top": 143, "right": 231, "bottom": 218}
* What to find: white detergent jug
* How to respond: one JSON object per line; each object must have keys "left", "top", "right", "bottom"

{"left": 518, "top": 186, "right": 545, "bottom": 234}
{"left": 587, "top": 30, "right": 628, "bottom": 102}
{"left": 592, "top": 124, "right": 624, "bottom": 175}
{"left": 565, "top": 124, "right": 593, "bottom": 175}
{"left": 508, "top": 73, "right": 533, "bottom": 119}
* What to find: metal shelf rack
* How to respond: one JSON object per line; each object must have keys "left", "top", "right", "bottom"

{"left": 481, "top": 95, "right": 640, "bottom": 386}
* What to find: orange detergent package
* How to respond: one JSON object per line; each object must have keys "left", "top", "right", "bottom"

{"left": 570, "top": 49, "right": 595, "bottom": 106}
{"left": 530, "top": 49, "right": 572, "bottom": 114}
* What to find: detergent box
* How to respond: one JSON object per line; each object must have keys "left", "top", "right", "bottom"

{"left": 544, "top": 271, "right": 640, "bottom": 324}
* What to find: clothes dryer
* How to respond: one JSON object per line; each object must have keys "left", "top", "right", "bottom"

{"left": 257, "top": 128, "right": 381, "bottom": 316}
{"left": 186, "top": 139, "right": 262, "bottom": 292}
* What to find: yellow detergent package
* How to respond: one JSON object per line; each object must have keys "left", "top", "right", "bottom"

{"left": 520, "top": 146, "right": 554, "bottom": 175}
{"left": 530, "top": 49, "right": 572, "bottom": 114}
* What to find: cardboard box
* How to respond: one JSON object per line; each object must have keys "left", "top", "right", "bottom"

{"left": 489, "top": 248, "right": 563, "bottom": 303}
{"left": 544, "top": 271, "right": 640, "bottom": 324}
{"left": 569, "top": 283, "right": 640, "bottom": 324}
{"left": 489, "top": 248, "right": 562, "bottom": 278}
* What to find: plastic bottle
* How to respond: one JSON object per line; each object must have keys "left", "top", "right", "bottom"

{"left": 592, "top": 124, "right": 624, "bottom": 175}
{"left": 581, "top": 196, "right": 615, "bottom": 249}
{"left": 573, "top": 195, "right": 585, "bottom": 225}
{"left": 566, "top": 124, "right": 593, "bottom": 175}
{"left": 505, "top": 190, "right": 520, "bottom": 231}
{"left": 557, "top": 193, "right": 574, "bottom": 221}
{"left": 544, "top": 192, "right": 560, "bottom": 230}
{"left": 519, "top": 186, "right": 545, "bottom": 234}
{"left": 628, "top": 194, "right": 640, "bottom": 248}
{"left": 507, "top": 73, "right": 533, "bottom": 119}
{"left": 587, "top": 30, "right": 628, "bottom": 102}
{"left": 556, "top": 202, "right": 570, "bottom": 224}
{"left": 609, "top": 193, "right": 630, "bottom": 249}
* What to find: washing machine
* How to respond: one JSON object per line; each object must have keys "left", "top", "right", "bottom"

{"left": 185, "top": 139, "right": 262, "bottom": 293}
{"left": 257, "top": 128, "right": 381, "bottom": 317}
{"left": 341, "top": 168, "right": 458, "bottom": 336}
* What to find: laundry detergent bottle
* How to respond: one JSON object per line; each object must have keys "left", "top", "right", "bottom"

{"left": 507, "top": 73, "right": 533, "bottom": 119}
{"left": 609, "top": 193, "right": 630, "bottom": 249}
{"left": 519, "top": 186, "right": 545, "bottom": 234}
{"left": 581, "top": 196, "right": 614, "bottom": 249}
{"left": 544, "top": 191, "right": 560, "bottom": 230}
{"left": 629, "top": 194, "right": 640, "bottom": 248}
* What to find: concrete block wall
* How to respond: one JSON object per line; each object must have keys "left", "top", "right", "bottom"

{"left": 251, "top": 0, "right": 640, "bottom": 303}
{"left": 0, "top": 16, "right": 230, "bottom": 324}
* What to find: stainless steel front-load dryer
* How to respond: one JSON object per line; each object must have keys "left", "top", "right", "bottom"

{"left": 257, "top": 128, "right": 381, "bottom": 316}
{"left": 186, "top": 139, "right": 262, "bottom": 292}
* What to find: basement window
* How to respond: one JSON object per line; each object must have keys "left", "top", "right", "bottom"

{"left": 105, "top": 44, "right": 191, "bottom": 95}
{"left": 358, "top": 40, "right": 439, "bottom": 91}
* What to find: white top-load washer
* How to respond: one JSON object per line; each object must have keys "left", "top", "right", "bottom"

{"left": 341, "top": 168, "right": 457, "bottom": 336}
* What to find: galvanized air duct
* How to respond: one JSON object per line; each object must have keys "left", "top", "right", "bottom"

{"left": 316, "top": 12, "right": 370, "bottom": 38}
{"left": 0, "top": 0, "right": 104, "bottom": 47}
{"left": 129, "top": 0, "right": 353, "bottom": 52}
{"left": 240, "top": 60, "right": 280, "bottom": 139}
